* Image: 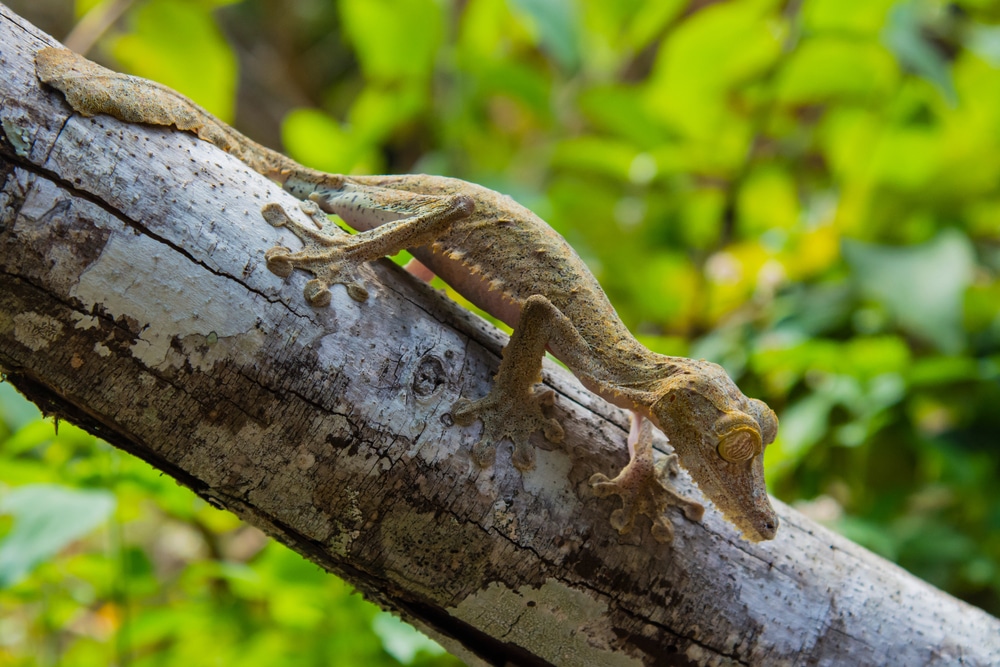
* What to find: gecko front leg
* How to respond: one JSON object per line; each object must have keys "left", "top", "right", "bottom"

{"left": 262, "top": 185, "right": 473, "bottom": 307}
{"left": 452, "top": 294, "right": 570, "bottom": 470}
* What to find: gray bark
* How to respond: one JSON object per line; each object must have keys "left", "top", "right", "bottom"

{"left": 1, "top": 5, "right": 998, "bottom": 666}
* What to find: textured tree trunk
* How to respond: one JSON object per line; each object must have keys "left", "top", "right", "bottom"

{"left": 1, "top": 6, "right": 998, "bottom": 666}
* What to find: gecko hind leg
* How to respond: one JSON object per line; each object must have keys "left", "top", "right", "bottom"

{"left": 263, "top": 188, "right": 473, "bottom": 307}
{"left": 453, "top": 294, "right": 578, "bottom": 470}
{"left": 590, "top": 414, "right": 705, "bottom": 544}
{"left": 263, "top": 201, "right": 371, "bottom": 304}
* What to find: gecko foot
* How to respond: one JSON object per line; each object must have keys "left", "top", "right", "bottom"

{"left": 262, "top": 201, "right": 370, "bottom": 306}
{"left": 590, "top": 416, "right": 704, "bottom": 544}
{"left": 452, "top": 386, "right": 564, "bottom": 471}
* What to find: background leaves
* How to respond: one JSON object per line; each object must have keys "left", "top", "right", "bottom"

{"left": 3, "top": 0, "right": 1000, "bottom": 663}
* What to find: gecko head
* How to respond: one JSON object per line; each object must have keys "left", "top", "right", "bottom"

{"left": 650, "top": 361, "right": 779, "bottom": 542}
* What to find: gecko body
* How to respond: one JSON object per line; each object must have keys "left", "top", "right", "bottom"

{"left": 36, "top": 47, "right": 779, "bottom": 543}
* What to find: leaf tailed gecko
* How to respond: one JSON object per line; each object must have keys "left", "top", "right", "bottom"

{"left": 35, "top": 47, "right": 779, "bottom": 543}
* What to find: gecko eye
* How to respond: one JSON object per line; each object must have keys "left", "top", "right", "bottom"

{"left": 715, "top": 413, "right": 762, "bottom": 463}
{"left": 746, "top": 398, "right": 778, "bottom": 445}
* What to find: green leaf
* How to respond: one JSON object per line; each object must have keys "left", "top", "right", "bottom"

{"left": 0, "top": 382, "right": 43, "bottom": 432}
{"left": 577, "top": 85, "right": 668, "bottom": 148}
{"left": 371, "top": 612, "right": 445, "bottom": 664}
{"left": 0, "top": 484, "right": 116, "bottom": 588}
{"left": 776, "top": 392, "right": 835, "bottom": 459}
{"left": 844, "top": 230, "right": 975, "bottom": 353}
{"left": 508, "top": 0, "right": 581, "bottom": 70}
{"left": 882, "top": 1, "right": 957, "bottom": 105}
{"left": 551, "top": 137, "right": 641, "bottom": 181}
{"left": 967, "top": 24, "right": 1000, "bottom": 67}
{"left": 645, "top": 0, "right": 782, "bottom": 141}
{"left": 282, "top": 108, "right": 365, "bottom": 174}
{"left": 621, "top": 0, "right": 686, "bottom": 52}
{"left": 111, "top": 0, "right": 238, "bottom": 120}
{"left": 776, "top": 38, "right": 898, "bottom": 104}
{"left": 348, "top": 85, "right": 428, "bottom": 147}
{"left": 340, "top": 0, "right": 444, "bottom": 82}
{"left": 801, "top": 0, "right": 897, "bottom": 34}
{"left": 737, "top": 166, "right": 800, "bottom": 235}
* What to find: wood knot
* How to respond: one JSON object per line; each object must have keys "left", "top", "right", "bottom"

{"left": 412, "top": 355, "right": 447, "bottom": 398}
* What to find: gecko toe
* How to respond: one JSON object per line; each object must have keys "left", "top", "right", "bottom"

{"left": 589, "top": 472, "right": 614, "bottom": 495}
{"left": 535, "top": 388, "right": 556, "bottom": 407}
{"left": 511, "top": 440, "right": 536, "bottom": 471}
{"left": 542, "top": 418, "right": 564, "bottom": 443}
{"left": 650, "top": 518, "right": 675, "bottom": 544}
{"left": 471, "top": 436, "right": 497, "bottom": 467}
{"left": 452, "top": 389, "right": 556, "bottom": 471}
{"left": 609, "top": 508, "right": 632, "bottom": 534}
{"left": 265, "top": 247, "right": 294, "bottom": 277}
{"left": 450, "top": 398, "right": 477, "bottom": 426}
{"left": 683, "top": 502, "right": 705, "bottom": 522}
{"left": 303, "top": 280, "right": 332, "bottom": 307}
{"left": 262, "top": 202, "right": 290, "bottom": 227}
{"left": 346, "top": 283, "right": 369, "bottom": 302}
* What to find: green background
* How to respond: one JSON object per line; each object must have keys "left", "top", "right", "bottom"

{"left": 3, "top": 0, "right": 1000, "bottom": 664}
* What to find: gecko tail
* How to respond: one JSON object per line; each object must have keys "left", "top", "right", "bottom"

{"left": 35, "top": 47, "right": 297, "bottom": 181}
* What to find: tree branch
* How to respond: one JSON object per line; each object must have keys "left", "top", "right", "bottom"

{"left": 1, "top": 6, "right": 997, "bottom": 665}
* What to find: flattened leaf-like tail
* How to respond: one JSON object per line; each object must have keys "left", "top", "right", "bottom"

{"left": 34, "top": 46, "right": 298, "bottom": 180}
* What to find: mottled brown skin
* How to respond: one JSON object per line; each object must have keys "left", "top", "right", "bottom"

{"left": 37, "top": 47, "right": 780, "bottom": 542}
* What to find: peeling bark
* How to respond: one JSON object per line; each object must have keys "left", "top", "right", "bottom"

{"left": 1, "top": 6, "right": 998, "bottom": 666}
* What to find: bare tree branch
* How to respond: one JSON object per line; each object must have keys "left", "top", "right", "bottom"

{"left": 1, "top": 6, "right": 997, "bottom": 665}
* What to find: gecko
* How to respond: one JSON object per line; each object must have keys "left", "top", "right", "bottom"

{"left": 35, "top": 47, "right": 780, "bottom": 543}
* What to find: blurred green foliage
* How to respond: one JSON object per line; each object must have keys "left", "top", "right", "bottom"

{"left": 3, "top": 0, "right": 1000, "bottom": 662}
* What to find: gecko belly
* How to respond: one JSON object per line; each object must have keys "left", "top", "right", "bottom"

{"left": 408, "top": 245, "right": 524, "bottom": 330}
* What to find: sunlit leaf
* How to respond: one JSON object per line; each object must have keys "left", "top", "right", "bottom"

{"left": 869, "top": 126, "right": 941, "bottom": 191}
{"left": 577, "top": 85, "right": 668, "bottom": 148}
{"left": 508, "top": 0, "right": 581, "bottom": 70}
{"left": 738, "top": 166, "right": 799, "bottom": 235}
{"left": 966, "top": 24, "right": 1000, "bottom": 67}
{"left": 282, "top": 108, "right": 366, "bottom": 174}
{"left": 908, "top": 355, "right": 981, "bottom": 386}
{"left": 340, "top": 0, "right": 444, "bottom": 81}
{"left": 776, "top": 38, "right": 898, "bottom": 104}
{"left": 882, "top": 0, "right": 957, "bottom": 104}
{"left": 801, "top": 0, "right": 897, "bottom": 34}
{"left": 348, "top": 85, "right": 427, "bottom": 147}
{"left": 372, "top": 611, "right": 446, "bottom": 663}
{"left": 774, "top": 392, "right": 835, "bottom": 461}
{"left": 551, "top": 137, "right": 640, "bottom": 180}
{"left": 645, "top": 0, "right": 783, "bottom": 141}
{"left": 111, "top": 0, "right": 237, "bottom": 120}
{"left": 466, "top": 61, "right": 553, "bottom": 119}
{"left": 844, "top": 230, "right": 975, "bottom": 353}
{"left": 621, "top": 0, "right": 685, "bottom": 51}
{"left": 0, "top": 484, "right": 115, "bottom": 588}
{"left": 0, "top": 383, "right": 42, "bottom": 432}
